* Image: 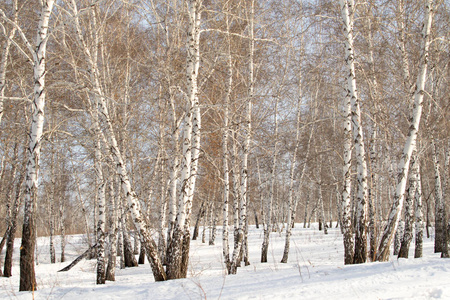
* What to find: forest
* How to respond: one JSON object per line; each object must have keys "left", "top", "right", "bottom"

{"left": 0, "top": 0, "right": 449, "bottom": 294}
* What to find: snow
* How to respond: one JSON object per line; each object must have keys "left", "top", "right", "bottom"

{"left": 1, "top": 224, "right": 450, "bottom": 299}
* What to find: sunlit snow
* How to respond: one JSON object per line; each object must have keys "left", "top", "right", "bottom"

{"left": 1, "top": 224, "right": 448, "bottom": 299}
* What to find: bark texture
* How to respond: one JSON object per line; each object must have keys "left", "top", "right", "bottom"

{"left": 19, "top": 0, "right": 55, "bottom": 291}
{"left": 398, "top": 152, "right": 419, "bottom": 258}
{"left": 340, "top": 0, "right": 369, "bottom": 264}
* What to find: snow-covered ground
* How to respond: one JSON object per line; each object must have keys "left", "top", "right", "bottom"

{"left": 1, "top": 224, "right": 449, "bottom": 299}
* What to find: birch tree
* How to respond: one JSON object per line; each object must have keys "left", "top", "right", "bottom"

{"left": 48, "top": 151, "right": 56, "bottom": 264}
{"left": 59, "top": 180, "right": 66, "bottom": 263}
{"left": 361, "top": 0, "right": 382, "bottom": 262}
{"left": 105, "top": 179, "right": 118, "bottom": 281}
{"left": 396, "top": 0, "right": 422, "bottom": 259}
{"left": 317, "top": 180, "right": 327, "bottom": 234}
{"left": 340, "top": 0, "right": 369, "bottom": 264}
{"left": 398, "top": 152, "right": 420, "bottom": 258}
{"left": 166, "top": 0, "right": 203, "bottom": 279}
{"left": 235, "top": 0, "right": 254, "bottom": 269}
{"left": 68, "top": 0, "right": 108, "bottom": 283}
{"left": 13, "top": 0, "right": 55, "bottom": 291}
{"left": 376, "top": 0, "right": 434, "bottom": 262}
{"left": 431, "top": 139, "right": 447, "bottom": 256}
{"left": 222, "top": 1, "right": 233, "bottom": 273}
{"left": 413, "top": 156, "right": 424, "bottom": 258}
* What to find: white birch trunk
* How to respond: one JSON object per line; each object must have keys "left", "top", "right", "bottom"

{"left": 304, "top": 191, "right": 310, "bottom": 228}
{"left": 432, "top": 139, "right": 446, "bottom": 254}
{"left": 121, "top": 201, "right": 138, "bottom": 268}
{"left": 222, "top": 7, "right": 232, "bottom": 272}
{"left": 180, "top": 0, "right": 201, "bottom": 231}
{"left": 340, "top": 0, "right": 369, "bottom": 264}
{"left": 19, "top": 0, "right": 55, "bottom": 291}
{"left": 231, "top": 0, "right": 254, "bottom": 271}
{"left": 341, "top": 81, "right": 354, "bottom": 264}
{"left": 48, "top": 150, "right": 56, "bottom": 264}
{"left": 156, "top": 101, "right": 168, "bottom": 260}
{"left": 193, "top": 201, "right": 204, "bottom": 240}
{"left": 398, "top": 151, "right": 419, "bottom": 258}
{"left": 95, "top": 133, "right": 106, "bottom": 284}
{"left": 231, "top": 128, "right": 241, "bottom": 249}
{"left": 393, "top": 220, "right": 405, "bottom": 255}
{"left": 92, "top": 18, "right": 106, "bottom": 280}
{"left": 376, "top": 0, "right": 434, "bottom": 261}
{"left": 414, "top": 159, "right": 424, "bottom": 258}
{"left": 59, "top": 184, "right": 66, "bottom": 263}
{"left": 202, "top": 202, "right": 207, "bottom": 243}
{"left": 336, "top": 185, "right": 343, "bottom": 233}
{"left": 368, "top": 130, "right": 378, "bottom": 261}
{"left": 166, "top": 95, "right": 181, "bottom": 247}
{"left": 157, "top": 166, "right": 168, "bottom": 260}
{"left": 117, "top": 200, "right": 125, "bottom": 269}
{"left": 329, "top": 193, "right": 333, "bottom": 229}
{"left": 222, "top": 98, "right": 231, "bottom": 270}
{"left": 364, "top": 2, "right": 381, "bottom": 261}
{"left": 209, "top": 202, "right": 216, "bottom": 245}
{"left": 229, "top": 2, "right": 250, "bottom": 266}
{"left": 397, "top": 0, "right": 417, "bottom": 260}
{"left": 106, "top": 181, "right": 117, "bottom": 281}
{"left": 318, "top": 182, "right": 327, "bottom": 234}
{"left": 72, "top": 2, "right": 106, "bottom": 283}
{"left": 211, "top": 211, "right": 218, "bottom": 246}
{"left": 167, "top": 0, "right": 202, "bottom": 279}
{"left": 76, "top": 179, "right": 92, "bottom": 252}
